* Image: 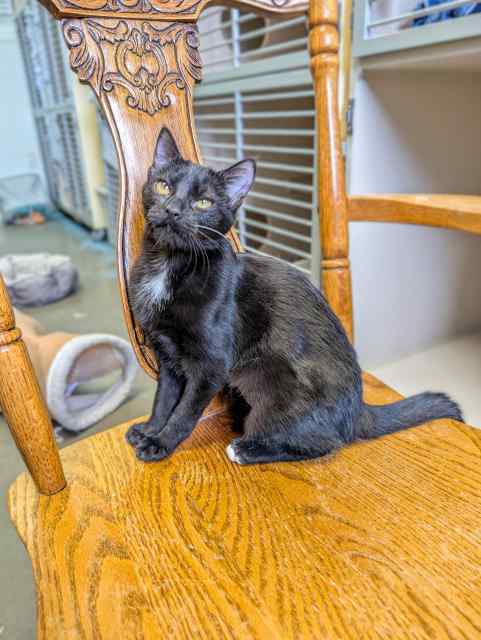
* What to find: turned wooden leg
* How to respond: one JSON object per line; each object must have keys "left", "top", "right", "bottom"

{"left": 0, "top": 276, "right": 66, "bottom": 495}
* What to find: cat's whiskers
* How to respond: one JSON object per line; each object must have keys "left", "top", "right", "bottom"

{"left": 187, "top": 235, "right": 200, "bottom": 277}
{"left": 184, "top": 236, "right": 194, "bottom": 274}
{"left": 189, "top": 230, "right": 212, "bottom": 290}
{"left": 181, "top": 224, "right": 211, "bottom": 290}
{"left": 197, "top": 224, "right": 235, "bottom": 251}
{"left": 153, "top": 232, "right": 168, "bottom": 252}
{"left": 194, "top": 236, "right": 211, "bottom": 290}
{"left": 191, "top": 236, "right": 199, "bottom": 274}
{"left": 196, "top": 227, "right": 227, "bottom": 257}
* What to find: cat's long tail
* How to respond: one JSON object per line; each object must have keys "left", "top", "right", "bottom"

{"left": 358, "top": 392, "right": 463, "bottom": 439}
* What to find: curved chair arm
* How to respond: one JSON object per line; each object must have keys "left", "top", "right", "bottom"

{"left": 349, "top": 194, "right": 481, "bottom": 235}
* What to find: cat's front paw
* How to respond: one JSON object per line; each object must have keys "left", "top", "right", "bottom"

{"left": 134, "top": 435, "right": 173, "bottom": 462}
{"left": 126, "top": 421, "right": 148, "bottom": 447}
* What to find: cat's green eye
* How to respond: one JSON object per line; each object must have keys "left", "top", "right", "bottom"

{"left": 195, "top": 198, "right": 213, "bottom": 210}
{"left": 154, "top": 180, "right": 171, "bottom": 196}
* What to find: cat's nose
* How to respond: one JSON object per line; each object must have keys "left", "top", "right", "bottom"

{"left": 165, "top": 199, "right": 182, "bottom": 220}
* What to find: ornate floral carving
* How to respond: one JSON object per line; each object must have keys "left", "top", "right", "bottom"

{"left": 63, "top": 0, "right": 204, "bottom": 16}
{"left": 63, "top": 19, "right": 202, "bottom": 114}
{"left": 56, "top": 0, "right": 305, "bottom": 19}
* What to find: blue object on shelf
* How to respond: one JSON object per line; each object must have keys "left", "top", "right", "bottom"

{"left": 412, "top": 0, "right": 481, "bottom": 26}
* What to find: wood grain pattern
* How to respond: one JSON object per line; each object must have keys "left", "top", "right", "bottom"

{"left": 308, "top": 0, "right": 353, "bottom": 340}
{"left": 43, "top": 0, "right": 308, "bottom": 23}
{"left": 9, "top": 373, "right": 481, "bottom": 639}
{"left": 349, "top": 193, "right": 481, "bottom": 234}
{"left": 0, "top": 276, "right": 66, "bottom": 495}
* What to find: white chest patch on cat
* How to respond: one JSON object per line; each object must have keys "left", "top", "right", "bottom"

{"left": 140, "top": 263, "right": 172, "bottom": 308}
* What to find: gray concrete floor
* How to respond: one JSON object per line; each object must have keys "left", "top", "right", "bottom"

{"left": 0, "top": 214, "right": 155, "bottom": 639}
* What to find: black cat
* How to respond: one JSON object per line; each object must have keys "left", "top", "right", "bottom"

{"left": 126, "top": 127, "right": 462, "bottom": 464}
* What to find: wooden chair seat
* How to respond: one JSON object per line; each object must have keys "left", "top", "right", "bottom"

{"left": 349, "top": 194, "right": 481, "bottom": 234}
{"left": 9, "top": 373, "right": 481, "bottom": 640}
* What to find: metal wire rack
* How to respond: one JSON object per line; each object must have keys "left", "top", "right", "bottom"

{"left": 16, "top": 0, "right": 94, "bottom": 225}
{"left": 0, "top": 0, "right": 12, "bottom": 15}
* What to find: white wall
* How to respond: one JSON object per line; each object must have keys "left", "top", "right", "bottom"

{"left": 349, "top": 71, "right": 481, "bottom": 368}
{"left": 0, "top": 17, "right": 44, "bottom": 182}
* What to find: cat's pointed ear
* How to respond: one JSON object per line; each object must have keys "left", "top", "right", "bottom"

{"left": 221, "top": 159, "right": 256, "bottom": 207}
{"left": 153, "top": 127, "right": 182, "bottom": 168}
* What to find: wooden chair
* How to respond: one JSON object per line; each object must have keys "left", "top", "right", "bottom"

{"left": 3, "top": 0, "right": 481, "bottom": 637}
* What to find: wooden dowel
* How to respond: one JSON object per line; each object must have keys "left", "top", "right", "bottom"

{"left": 0, "top": 276, "right": 66, "bottom": 495}
{"left": 309, "top": 0, "right": 354, "bottom": 341}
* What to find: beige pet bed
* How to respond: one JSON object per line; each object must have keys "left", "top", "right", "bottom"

{"left": 16, "top": 309, "right": 138, "bottom": 432}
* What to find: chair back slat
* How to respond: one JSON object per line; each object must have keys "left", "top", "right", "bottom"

{"left": 62, "top": 17, "right": 240, "bottom": 377}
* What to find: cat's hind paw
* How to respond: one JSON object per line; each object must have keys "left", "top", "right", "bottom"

{"left": 226, "top": 442, "right": 245, "bottom": 464}
{"left": 226, "top": 436, "right": 314, "bottom": 464}
{"left": 226, "top": 438, "right": 262, "bottom": 465}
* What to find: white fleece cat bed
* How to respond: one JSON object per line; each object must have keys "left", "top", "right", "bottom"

{"left": 46, "top": 334, "right": 138, "bottom": 432}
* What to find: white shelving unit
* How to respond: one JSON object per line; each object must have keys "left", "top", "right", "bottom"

{"left": 349, "top": 0, "right": 481, "bottom": 423}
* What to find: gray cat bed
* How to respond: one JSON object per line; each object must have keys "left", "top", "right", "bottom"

{"left": 0, "top": 253, "right": 78, "bottom": 306}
